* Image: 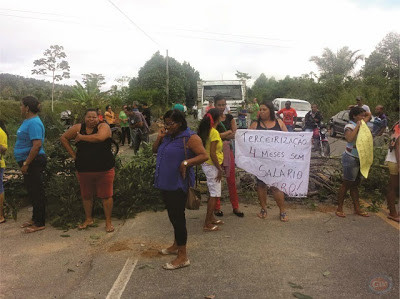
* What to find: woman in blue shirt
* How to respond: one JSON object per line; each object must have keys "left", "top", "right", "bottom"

{"left": 153, "top": 110, "right": 208, "bottom": 270}
{"left": 14, "top": 96, "right": 47, "bottom": 233}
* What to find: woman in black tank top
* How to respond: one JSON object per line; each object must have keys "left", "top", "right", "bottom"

{"left": 250, "top": 101, "right": 289, "bottom": 222}
{"left": 60, "top": 109, "right": 115, "bottom": 232}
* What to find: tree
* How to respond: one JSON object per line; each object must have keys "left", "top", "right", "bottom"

{"left": 235, "top": 70, "right": 251, "bottom": 80}
{"left": 309, "top": 47, "right": 364, "bottom": 83}
{"left": 32, "top": 45, "right": 70, "bottom": 111}
{"left": 72, "top": 73, "right": 106, "bottom": 108}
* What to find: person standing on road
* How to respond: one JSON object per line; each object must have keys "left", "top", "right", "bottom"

{"left": 142, "top": 103, "right": 151, "bottom": 127}
{"left": 214, "top": 95, "right": 245, "bottom": 218}
{"left": 238, "top": 102, "right": 248, "bottom": 129}
{"left": 60, "top": 109, "right": 115, "bottom": 232}
{"left": 119, "top": 105, "right": 131, "bottom": 146}
{"left": 249, "top": 98, "right": 259, "bottom": 125}
{"left": 96, "top": 108, "right": 104, "bottom": 122}
{"left": 304, "top": 104, "right": 323, "bottom": 132}
{"left": 128, "top": 103, "right": 149, "bottom": 153}
{"left": 277, "top": 101, "right": 297, "bottom": 132}
{"left": 372, "top": 105, "right": 388, "bottom": 137}
{"left": 336, "top": 107, "right": 372, "bottom": 218}
{"left": 250, "top": 101, "right": 289, "bottom": 221}
{"left": 355, "top": 96, "right": 370, "bottom": 113}
{"left": 104, "top": 105, "right": 116, "bottom": 128}
{"left": 0, "top": 120, "right": 8, "bottom": 224}
{"left": 153, "top": 110, "right": 208, "bottom": 270}
{"left": 198, "top": 108, "right": 225, "bottom": 231}
{"left": 14, "top": 96, "right": 47, "bottom": 233}
{"left": 385, "top": 120, "right": 400, "bottom": 222}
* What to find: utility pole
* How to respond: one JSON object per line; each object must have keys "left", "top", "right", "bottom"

{"left": 166, "top": 49, "right": 169, "bottom": 106}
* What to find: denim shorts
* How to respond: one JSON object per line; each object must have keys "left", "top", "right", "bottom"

{"left": 342, "top": 152, "right": 360, "bottom": 182}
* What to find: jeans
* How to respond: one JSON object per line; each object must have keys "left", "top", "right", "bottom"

{"left": 130, "top": 128, "right": 149, "bottom": 153}
{"left": 286, "top": 125, "right": 294, "bottom": 132}
{"left": 18, "top": 155, "right": 47, "bottom": 226}
{"left": 161, "top": 189, "right": 187, "bottom": 246}
{"left": 121, "top": 127, "right": 131, "bottom": 145}
{"left": 238, "top": 118, "right": 247, "bottom": 129}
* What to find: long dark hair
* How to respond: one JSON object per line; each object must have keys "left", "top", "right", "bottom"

{"left": 22, "top": 96, "right": 40, "bottom": 113}
{"left": 198, "top": 108, "right": 220, "bottom": 146}
{"left": 349, "top": 107, "right": 365, "bottom": 121}
{"left": 258, "top": 100, "right": 276, "bottom": 121}
{"left": 213, "top": 94, "right": 225, "bottom": 106}
{"left": 0, "top": 120, "right": 8, "bottom": 137}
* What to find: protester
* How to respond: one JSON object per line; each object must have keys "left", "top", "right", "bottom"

{"left": 304, "top": 104, "right": 323, "bottom": 132}
{"left": 336, "top": 107, "right": 372, "bottom": 218}
{"left": 0, "top": 120, "right": 8, "bottom": 224}
{"left": 249, "top": 98, "right": 259, "bottom": 124}
{"left": 60, "top": 109, "right": 115, "bottom": 232}
{"left": 142, "top": 103, "right": 151, "bottom": 127}
{"left": 104, "top": 105, "right": 116, "bottom": 127}
{"left": 214, "top": 95, "right": 244, "bottom": 217}
{"left": 14, "top": 96, "right": 47, "bottom": 233}
{"left": 153, "top": 110, "right": 208, "bottom": 270}
{"left": 205, "top": 99, "right": 214, "bottom": 113}
{"left": 119, "top": 105, "right": 130, "bottom": 146}
{"left": 173, "top": 102, "right": 185, "bottom": 112}
{"left": 355, "top": 96, "right": 370, "bottom": 113}
{"left": 238, "top": 102, "right": 248, "bottom": 129}
{"left": 128, "top": 102, "right": 150, "bottom": 153}
{"left": 385, "top": 120, "right": 400, "bottom": 222}
{"left": 372, "top": 105, "right": 388, "bottom": 137}
{"left": 277, "top": 101, "right": 297, "bottom": 132}
{"left": 96, "top": 108, "right": 104, "bottom": 122}
{"left": 249, "top": 101, "right": 289, "bottom": 221}
{"left": 198, "top": 108, "right": 225, "bottom": 231}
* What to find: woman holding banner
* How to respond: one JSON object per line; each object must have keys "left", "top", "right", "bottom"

{"left": 336, "top": 107, "right": 371, "bottom": 218}
{"left": 198, "top": 108, "right": 225, "bottom": 231}
{"left": 250, "top": 101, "right": 289, "bottom": 221}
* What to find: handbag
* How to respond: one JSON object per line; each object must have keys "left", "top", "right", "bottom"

{"left": 183, "top": 137, "right": 201, "bottom": 210}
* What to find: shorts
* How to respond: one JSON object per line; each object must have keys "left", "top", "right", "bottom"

{"left": 387, "top": 162, "right": 399, "bottom": 176}
{"left": 0, "top": 168, "right": 4, "bottom": 194}
{"left": 77, "top": 168, "right": 115, "bottom": 199}
{"left": 341, "top": 153, "right": 360, "bottom": 182}
{"left": 201, "top": 163, "right": 221, "bottom": 197}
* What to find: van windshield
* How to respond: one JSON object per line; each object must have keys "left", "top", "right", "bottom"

{"left": 281, "top": 102, "right": 311, "bottom": 111}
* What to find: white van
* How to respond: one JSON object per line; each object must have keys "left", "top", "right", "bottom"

{"left": 272, "top": 98, "right": 312, "bottom": 129}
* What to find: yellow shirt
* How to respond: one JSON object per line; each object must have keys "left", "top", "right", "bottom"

{"left": 105, "top": 111, "right": 115, "bottom": 124}
{"left": 205, "top": 128, "right": 224, "bottom": 165}
{"left": 0, "top": 128, "right": 8, "bottom": 168}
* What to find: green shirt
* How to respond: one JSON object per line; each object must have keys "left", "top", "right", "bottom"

{"left": 119, "top": 111, "right": 129, "bottom": 127}
{"left": 250, "top": 103, "right": 259, "bottom": 121}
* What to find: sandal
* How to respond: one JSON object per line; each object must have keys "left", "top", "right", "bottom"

{"left": 78, "top": 220, "right": 95, "bottom": 230}
{"left": 257, "top": 209, "right": 267, "bottom": 219}
{"left": 162, "top": 259, "right": 190, "bottom": 270}
{"left": 106, "top": 224, "right": 115, "bottom": 233}
{"left": 21, "top": 221, "right": 34, "bottom": 228}
{"left": 355, "top": 211, "right": 370, "bottom": 217}
{"left": 211, "top": 220, "right": 224, "bottom": 225}
{"left": 280, "top": 212, "right": 289, "bottom": 222}
{"left": 203, "top": 225, "right": 219, "bottom": 232}
{"left": 24, "top": 226, "right": 45, "bottom": 233}
{"left": 159, "top": 249, "right": 178, "bottom": 255}
{"left": 335, "top": 211, "right": 346, "bottom": 218}
{"left": 214, "top": 210, "right": 223, "bottom": 217}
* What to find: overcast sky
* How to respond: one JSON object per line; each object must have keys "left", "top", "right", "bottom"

{"left": 0, "top": 0, "right": 399, "bottom": 88}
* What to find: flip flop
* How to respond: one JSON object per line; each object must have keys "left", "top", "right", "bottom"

{"left": 78, "top": 221, "right": 95, "bottom": 230}
{"left": 203, "top": 225, "right": 219, "bottom": 232}
{"left": 159, "top": 249, "right": 178, "bottom": 255}
{"left": 20, "top": 221, "right": 34, "bottom": 228}
{"left": 387, "top": 215, "right": 399, "bottom": 223}
{"left": 211, "top": 220, "right": 224, "bottom": 225}
{"left": 106, "top": 225, "right": 115, "bottom": 233}
{"left": 355, "top": 211, "right": 370, "bottom": 217}
{"left": 257, "top": 209, "right": 267, "bottom": 219}
{"left": 280, "top": 212, "right": 289, "bottom": 222}
{"left": 24, "top": 226, "right": 45, "bottom": 233}
{"left": 162, "top": 259, "right": 190, "bottom": 270}
{"left": 335, "top": 211, "right": 346, "bottom": 218}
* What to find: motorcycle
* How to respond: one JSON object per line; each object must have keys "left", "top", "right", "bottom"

{"left": 312, "top": 123, "right": 330, "bottom": 157}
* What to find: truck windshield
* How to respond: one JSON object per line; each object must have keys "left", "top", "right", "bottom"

{"left": 281, "top": 102, "right": 311, "bottom": 111}
{"left": 203, "top": 85, "right": 242, "bottom": 101}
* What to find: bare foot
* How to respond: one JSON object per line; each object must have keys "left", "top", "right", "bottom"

{"left": 21, "top": 220, "right": 34, "bottom": 228}
{"left": 78, "top": 219, "right": 94, "bottom": 230}
{"left": 24, "top": 225, "right": 45, "bottom": 233}
{"left": 106, "top": 223, "right": 114, "bottom": 233}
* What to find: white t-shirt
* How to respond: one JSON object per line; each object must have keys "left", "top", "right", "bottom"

{"left": 224, "top": 105, "right": 231, "bottom": 115}
{"left": 386, "top": 149, "right": 397, "bottom": 163}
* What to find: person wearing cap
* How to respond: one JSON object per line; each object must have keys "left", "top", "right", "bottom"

{"left": 173, "top": 103, "right": 185, "bottom": 112}
{"left": 350, "top": 96, "right": 370, "bottom": 113}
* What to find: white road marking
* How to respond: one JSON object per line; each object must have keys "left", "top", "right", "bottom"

{"left": 106, "top": 258, "right": 138, "bottom": 299}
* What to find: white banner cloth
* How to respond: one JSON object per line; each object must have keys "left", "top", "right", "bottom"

{"left": 235, "top": 130, "right": 312, "bottom": 197}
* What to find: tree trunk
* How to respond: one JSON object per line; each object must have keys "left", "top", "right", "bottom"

{"left": 51, "top": 70, "right": 55, "bottom": 112}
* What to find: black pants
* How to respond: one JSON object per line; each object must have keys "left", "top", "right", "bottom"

{"left": 161, "top": 189, "right": 187, "bottom": 246}
{"left": 18, "top": 155, "right": 47, "bottom": 227}
{"left": 121, "top": 127, "right": 131, "bottom": 145}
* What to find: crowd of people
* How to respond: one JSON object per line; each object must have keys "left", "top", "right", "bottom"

{"left": 0, "top": 94, "right": 398, "bottom": 271}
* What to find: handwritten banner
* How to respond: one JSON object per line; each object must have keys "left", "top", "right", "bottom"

{"left": 235, "top": 130, "right": 312, "bottom": 197}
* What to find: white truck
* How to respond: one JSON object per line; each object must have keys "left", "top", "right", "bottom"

{"left": 197, "top": 80, "right": 246, "bottom": 118}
